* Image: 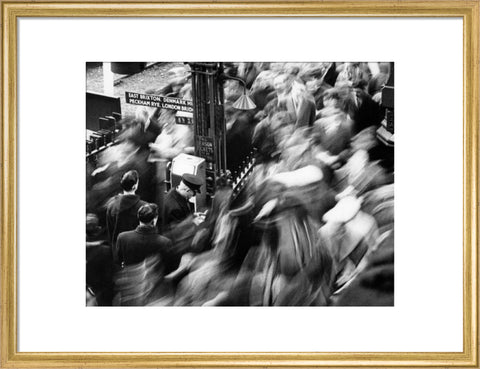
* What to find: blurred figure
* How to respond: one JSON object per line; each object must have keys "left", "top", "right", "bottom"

{"left": 136, "top": 65, "right": 191, "bottom": 134}
{"left": 224, "top": 80, "right": 244, "bottom": 105}
{"left": 149, "top": 110, "right": 194, "bottom": 160}
{"left": 163, "top": 66, "right": 190, "bottom": 97}
{"left": 237, "top": 62, "right": 259, "bottom": 89}
{"left": 268, "top": 163, "right": 336, "bottom": 225}
{"left": 332, "top": 63, "right": 383, "bottom": 134}
{"left": 320, "top": 85, "right": 357, "bottom": 120}
{"left": 250, "top": 68, "right": 276, "bottom": 111}
{"left": 277, "top": 128, "right": 311, "bottom": 171}
{"left": 250, "top": 111, "right": 290, "bottom": 190}
{"left": 86, "top": 213, "right": 113, "bottom": 306}
{"left": 368, "top": 62, "right": 390, "bottom": 97}
{"left": 265, "top": 73, "right": 316, "bottom": 129}
{"left": 171, "top": 174, "right": 284, "bottom": 306}
{"left": 164, "top": 173, "right": 204, "bottom": 228}
{"left": 113, "top": 203, "right": 174, "bottom": 306}
{"left": 361, "top": 183, "right": 394, "bottom": 235}
{"left": 106, "top": 170, "right": 146, "bottom": 260}
{"left": 87, "top": 117, "right": 156, "bottom": 216}
{"left": 229, "top": 168, "right": 335, "bottom": 306}
{"left": 319, "top": 195, "right": 379, "bottom": 292}
{"left": 331, "top": 230, "right": 393, "bottom": 306}
{"left": 225, "top": 105, "right": 256, "bottom": 177}
{"left": 311, "top": 87, "right": 355, "bottom": 171}
{"left": 171, "top": 186, "right": 250, "bottom": 306}
{"left": 301, "top": 65, "right": 334, "bottom": 113}
{"left": 252, "top": 116, "right": 278, "bottom": 168}
{"left": 199, "top": 166, "right": 334, "bottom": 306}
{"left": 335, "top": 62, "right": 370, "bottom": 87}
{"left": 272, "top": 111, "right": 297, "bottom": 152}
{"left": 313, "top": 112, "right": 353, "bottom": 165}
{"left": 335, "top": 145, "right": 391, "bottom": 196}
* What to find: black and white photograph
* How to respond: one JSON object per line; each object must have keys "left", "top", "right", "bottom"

{"left": 86, "top": 62, "right": 394, "bottom": 307}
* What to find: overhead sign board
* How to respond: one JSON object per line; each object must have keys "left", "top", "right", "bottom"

{"left": 125, "top": 91, "right": 193, "bottom": 113}
{"left": 175, "top": 111, "right": 194, "bottom": 125}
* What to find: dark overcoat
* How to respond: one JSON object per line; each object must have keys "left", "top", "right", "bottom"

{"left": 115, "top": 225, "right": 173, "bottom": 267}
{"left": 163, "top": 188, "right": 193, "bottom": 227}
{"left": 106, "top": 194, "right": 146, "bottom": 258}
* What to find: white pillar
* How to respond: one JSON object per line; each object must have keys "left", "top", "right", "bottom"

{"left": 103, "top": 62, "right": 114, "bottom": 96}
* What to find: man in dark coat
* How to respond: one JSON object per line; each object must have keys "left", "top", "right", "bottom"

{"left": 106, "top": 170, "right": 146, "bottom": 261}
{"left": 86, "top": 213, "right": 113, "bottom": 306}
{"left": 115, "top": 203, "right": 173, "bottom": 267}
{"left": 163, "top": 173, "right": 203, "bottom": 228}
{"left": 114, "top": 204, "right": 175, "bottom": 305}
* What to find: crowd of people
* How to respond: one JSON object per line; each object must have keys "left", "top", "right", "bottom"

{"left": 86, "top": 62, "right": 394, "bottom": 306}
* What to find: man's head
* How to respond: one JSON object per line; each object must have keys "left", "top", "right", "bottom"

{"left": 121, "top": 170, "right": 139, "bottom": 192}
{"left": 137, "top": 203, "right": 158, "bottom": 226}
{"left": 177, "top": 173, "right": 202, "bottom": 200}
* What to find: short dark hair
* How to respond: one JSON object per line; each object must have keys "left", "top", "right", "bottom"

{"left": 137, "top": 203, "right": 158, "bottom": 224}
{"left": 120, "top": 170, "right": 139, "bottom": 191}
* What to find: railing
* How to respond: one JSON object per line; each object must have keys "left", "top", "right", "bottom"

{"left": 231, "top": 156, "right": 255, "bottom": 200}
{"left": 86, "top": 112, "right": 121, "bottom": 159}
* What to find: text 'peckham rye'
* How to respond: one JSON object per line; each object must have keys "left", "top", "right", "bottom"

{"left": 126, "top": 92, "right": 194, "bottom": 113}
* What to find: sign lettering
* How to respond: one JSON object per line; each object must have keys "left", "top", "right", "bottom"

{"left": 125, "top": 91, "right": 193, "bottom": 113}
{"left": 175, "top": 111, "right": 194, "bottom": 125}
{"left": 197, "top": 136, "right": 214, "bottom": 162}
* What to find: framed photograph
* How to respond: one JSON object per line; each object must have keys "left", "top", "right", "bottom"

{"left": 1, "top": 1, "right": 478, "bottom": 367}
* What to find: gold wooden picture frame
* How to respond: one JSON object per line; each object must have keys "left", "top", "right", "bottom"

{"left": 1, "top": 1, "right": 478, "bottom": 367}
